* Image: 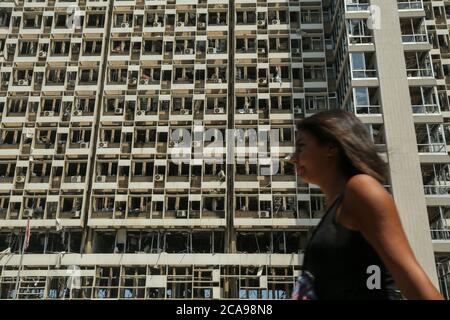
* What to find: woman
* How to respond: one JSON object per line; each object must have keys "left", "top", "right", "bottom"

{"left": 290, "top": 109, "right": 443, "bottom": 300}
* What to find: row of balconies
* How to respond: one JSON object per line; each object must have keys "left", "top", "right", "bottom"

{"left": 0, "top": 64, "right": 326, "bottom": 93}
{"left": 0, "top": 68, "right": 99, "bottom": 92}
{"left": 0, "top": 7, "right": 328, "bottom": 37}
{"left": 0, "top": 230, "right": 307, "bottom": 260}
{"left": 0, "top": 191, "right": 329, "bottom": 222}
{"left": 0, "top": 93, "right": 326, "bottom": 119}
{"left": 0, "top": 99, "right": 315, "bottom": 123}
{"left": 0, "top": 40, "right": 319, "bottom": 64}
{"left": 0, "top": 33, "right": 324, "bottom": 63}
{"left": 0, "top": 108, "right": 323, "bottom": 130}
{"left": 344, "top": 0, "right": 424, "bottom": 13}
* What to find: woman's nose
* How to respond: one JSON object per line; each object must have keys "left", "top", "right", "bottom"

{"left": 285, "top": 154, "right": 299, "bottom": 164}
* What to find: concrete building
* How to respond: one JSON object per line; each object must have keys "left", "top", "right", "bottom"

{"left": 0, "top": 0, "right": 448, "bottom": 299}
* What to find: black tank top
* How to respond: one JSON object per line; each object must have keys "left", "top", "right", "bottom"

{"left": 302, "top": 192, "right": 402, "bottom": 300}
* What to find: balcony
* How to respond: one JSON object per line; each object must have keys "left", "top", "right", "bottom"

{"left": 345, "top": 1, "right": 370, "bottom": 12}
{"left": 405, "top": 51, "right": 434, "bottom": 78}
{"left": 412, "top": 104, "right": 440, "bottom": 114}
{"left": 407, "top": 68, "right": 433, "bottom": 78}
{"left": 402, "top": 34, "right": 428, "bottom": 43}
{"left": 410, "top": 86, "right": 441, "bottom": 114}
{"left": 350, "top": 52, "right": 378, "bottom": 79}
{"left": 398, "top": 0, "right": 423, "bottom": 11}
{"left": 416, "top": 124, "right": 446, "bottom": 153}
{"left": 431, "top": 229, "right": 450, "bottom": 240}
{"left": 424, "top": 185, "right": 450, "bottom": 195}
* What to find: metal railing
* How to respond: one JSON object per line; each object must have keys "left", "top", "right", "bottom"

{"left": 437, "top": 262, "right": 450, "bottom": 300}
{"left": 352, "top": 69, "right": 377, "bottom": 79}
{"left": 430, "top": 229, "right": 450, "bottom": 240}
{"left": 412, "top": 104, "right": 440, "bottom": 114}
{"left": 398, "top": 1, "right": 423, "bottom": 11}
{"left": 417, "top": 143, "right": 447, "bottom": 153}
{"left": 345, "top": 3, "right": 370, "bottom": 12}
{"left": 348, "top": 35, "right": 374, "bottom": 45}
{"left": 407, "top": 68, "right": 433, "bottom": 78}
{"left": 402, "top": 34, "right": 428, "bottom": 43}
{"left": 424, "top": 185, "right": 450, "bottom": 195}
{"left": 355, "top": 105, "right": 381, "bottom": 115}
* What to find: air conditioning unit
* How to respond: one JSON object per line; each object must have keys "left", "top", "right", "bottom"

{"left": 169, "top": 141, "right": 176, "bottom": 148}
{"left": 73, "top": 210, "right": 81, "bottom": 218}
{"left": 257, "top": 20, "right": 265, "bottom": 26}
{"left": 184, "top": 48, "right": 194, "bottom": 54}
{"left": 114, "top": 108, "right": 123, "bottom": 115}
{"left": 180, "top": 108, "right": 189, "bottom": 115}
{"left": 213, "top": 78, "right": 222, "bottom": 83}
{"left": 140, "top": 79, "right": 149, "bottom": 85}
{"left": 208, "top": 47, "right": 217, "bottom": 54}
{"left": 257, "top": 48, "right": 266, "bottom": 54}
{"left": 176, "top": 210, "right": 187, "bottom": 218}
{"left": 71, "top": 175, "right": 82, "bottom": 183}
{"left": 121, "top": 22, "right": 130, "bottom": 28}
{"left": 293, "top": 48, "right": 301, "bottom": 55}
{"left": 177, "top": 21, "right": 185, "bottom": 27}
{"left": 44, "top": 111, "right": 54, "bottom": 117}
{"left": 18, "top": 79, "right": 29, "bottom": 86}
{"left": 115, "top": 210, "right": 124, "bottom": 217}
{"left": 129, "top": 78, "right": 137, "bottom": 85}
{"left": 258, "top": 78, "right": 267, "bottom": 84}
{"left": 193, "top": 140, "right": 202, "bottom": 147}
{"left": 23, "top": 209, "right": 34, "bottom": 218}
{"left": 260, "top": 210, "right": 271, "bottom": 218}
{"left": 272, "top": 19, "right": 280, "bottom": 25}
{"left": 217, "top": 170, "right": 226, "bottom": 181}
{"left": 198, "top": 22, "right": 206, "bottom": 28}
{"left": 99, "top": 141, "right": 109, "bottom": 148}
{"left": 15, "top": 176, "right": 25, "bottom": 183}
{"left": 73, "top": 110, "right": 83, "bottom": 116}
{"left": 214, "top": 107, "right": 224, "bottom": 114}
{"left": 79, "top": 141, "right": 89, "bottom": 148}
{"left": 96, "top": 175, "right": 106, "bottom": 183}
{"left": 154, "top": 174, "right": 164, "bottom": 181}
{"left": 136, "top": 110, "right": 145, "bottom": 116}
{"left": 294, "top": 107, "right": 302, "bottom": 115}
{"left": 38, "top": 51, "right": 47, "bottom": 58}
{"left": 153, "top": 22, "right": 162, "bottom": 27}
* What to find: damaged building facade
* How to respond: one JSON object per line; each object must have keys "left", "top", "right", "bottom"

{"left": 0, "top": 0, "right": 449, "bottom": 299}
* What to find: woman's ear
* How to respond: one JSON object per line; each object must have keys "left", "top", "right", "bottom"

{"left": 326, "top": 143, "right": 339, "bottom": 158}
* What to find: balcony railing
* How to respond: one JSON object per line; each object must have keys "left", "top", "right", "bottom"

{"left": 349, "top": 35, "right": 374, "bottom": 45}
{"left": 431, "top": 229, "right": 450, "bottom": 240}
{"left": 417, "top": 143, "right": 447, "bottom": 153}
{"left": 352, "top": 69, "right": 377, "bottom": 78}
{"left": 407, "top": 68, "right": 433, "bottom": 78}
{"left": 345, "top": 3, "right": 370, "bottom": 12}
{"left": 402, "top": 34, "right": 428, "bottom": 43}
{"left": 398, "top": 1, "right": 423, "bottom": 11}
{"left": 412, "top": 104, "right": 440, "bottom": 114}
{"left": 355, "top": 105, "right": 381, "bottom": 115}
{"left": 424, "top": 185, "right": 450, "bottom": 195}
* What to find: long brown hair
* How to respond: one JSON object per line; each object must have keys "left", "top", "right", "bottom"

{"left": 296, "top": 109, "right": 387, "bottom": 183}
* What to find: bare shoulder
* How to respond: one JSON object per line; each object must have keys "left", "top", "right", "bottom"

{"left": 340, "top": 174, "right": 395, "bottom": 230}
{"left": 345, "top": 174, "right": 391, "bottom": 201}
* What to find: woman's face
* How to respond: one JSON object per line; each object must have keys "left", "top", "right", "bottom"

{"left": 292, "top": 130, "right": 336, "bottom": 185}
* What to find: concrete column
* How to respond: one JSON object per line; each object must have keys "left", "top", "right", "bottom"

{"left": 371, "top": 0, "right": 438, "bottom": 285}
